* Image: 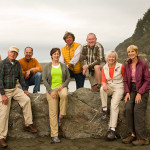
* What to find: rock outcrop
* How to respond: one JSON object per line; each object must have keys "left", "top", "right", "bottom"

{"left": 8, "top": 88, "right": 150, "bottom": 139}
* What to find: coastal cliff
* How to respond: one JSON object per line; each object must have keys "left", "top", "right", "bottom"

{"left": 115, "top": 8, "right": 150, "bottom": 66}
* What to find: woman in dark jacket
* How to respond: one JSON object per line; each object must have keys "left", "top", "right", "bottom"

{"left": 122, "top": 45, "right": 150, "bottom": 146}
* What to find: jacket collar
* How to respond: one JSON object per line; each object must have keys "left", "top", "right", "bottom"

{"left": 66, "top": 42, "right": 75, "bottom": 49}
{"left": 127, "top": 56, "right": 141, "bottom": 65}
{"left": 105, "top": 62, "right": 120, "bottom": 70}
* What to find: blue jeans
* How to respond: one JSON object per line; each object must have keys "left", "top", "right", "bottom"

{"left": 69, "top": 69, "right": 85, "bottom": 89}
{"left": 25, "top": 72, "right": 42, "bottom": 92}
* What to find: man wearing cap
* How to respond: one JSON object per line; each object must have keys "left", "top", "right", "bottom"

{"left": 19, "top": 47, "right": 42, "bottom": 93}
{"left": 80, "top": 33, "right": 105, "bottom": 91}
{"left": 0, "top": 46, "right": 37, "bottom": 148}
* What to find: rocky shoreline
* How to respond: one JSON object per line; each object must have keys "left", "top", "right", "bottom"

{"left": 6, "top": 88, "right": 150, "bottom": 149}
{"left": 8, "top": 88, "right": 150, "bottom": 139}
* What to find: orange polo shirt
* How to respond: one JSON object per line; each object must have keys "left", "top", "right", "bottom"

{"left": 18, "top": 58, "right": 43, "bottom": 76}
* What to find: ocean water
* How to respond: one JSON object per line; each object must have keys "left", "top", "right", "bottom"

{"left": 29, "top": 79, "right": 91, "bottom": 93}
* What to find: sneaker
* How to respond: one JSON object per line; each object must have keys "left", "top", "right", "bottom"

{"left": 102, "top": 110, "right": 107, "bottom": 120}
{"left": 106, "top": 129, "right": 117, "bottom": 140}
{"left": 132, "top": 139, "right": 149, "bottom": 146}
{"left": 0, "top": 138, "right": 7, "bottom": 148}
{"left": 51, "top": 136, "right": 61, "bottom": 143}
{"left": 24, "top": 124, "right": 37, "bottom": 133}
{"left": 122, "top": 135, "right": 136, "bottom": 144}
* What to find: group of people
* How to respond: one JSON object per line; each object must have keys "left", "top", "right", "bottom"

{"left": 0, "top": 32, "right": 150, "bottom": 148}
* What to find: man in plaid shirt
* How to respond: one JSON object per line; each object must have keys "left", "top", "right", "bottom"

{"left": 0, "top": 46, "right": 37, "bottom": 148}
{"left": 80, "top": 33, "right": 105, "bottom": 91}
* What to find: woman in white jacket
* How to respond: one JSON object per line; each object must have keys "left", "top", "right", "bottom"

{"left": 100, "top": 50, "right": 124, "bottom": 140}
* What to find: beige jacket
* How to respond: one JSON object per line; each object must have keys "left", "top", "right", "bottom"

{"left": 103, "top": 62, "right": 124, "bottom": 88}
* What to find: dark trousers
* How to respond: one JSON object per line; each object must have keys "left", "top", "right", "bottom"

{"left": 69, "top": 69, "right": 85, "bottom": 89}
{"left": 25, "top": 72, "right": 42, "bottom": 92}
{"left": 125, "top": 83, "right": 149, "bottom": 139}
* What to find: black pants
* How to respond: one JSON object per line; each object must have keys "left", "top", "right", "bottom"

{"left": 69, "top": 69, "right": 85, "bottom": 89}
{"left": 125, "top": 83, "right": 149, "bottom": 139}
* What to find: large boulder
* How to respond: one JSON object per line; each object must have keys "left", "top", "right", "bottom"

{"left": 8, "top": 94, "right": 50, "bottom": 138}
{"left": 8, "top": 88, "right": 150, "bottom": 139}
{"left": 62, "top": 88, "right": 127, "bottom": 139}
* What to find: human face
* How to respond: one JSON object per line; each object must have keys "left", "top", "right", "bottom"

{"left": 107, "top": 54, "right": 116, "bottom": 66}
{"left": 24, "top": 48, "right": 33, "bottom": 61}
{"left": 52, "top": 50, "right": 60, "bottom": 62}
{"left": 8, "top": 51, "right": 18, "bottom": 62}
{"left": 65, "top": 35, "right": 74, "bottom": 46}
{"left": 86, "top": 34, "right": 97, "bottom": 48}
{"left": 127, "top": 49, "right": 137, "bottom": 60}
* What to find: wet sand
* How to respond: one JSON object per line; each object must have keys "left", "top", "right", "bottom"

{"left": 4, "top": 137, "right": 150, "bottom": 150}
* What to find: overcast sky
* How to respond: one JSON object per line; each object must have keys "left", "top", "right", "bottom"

{"left": 0, "top": 0, "right": 150, "bottom": 62}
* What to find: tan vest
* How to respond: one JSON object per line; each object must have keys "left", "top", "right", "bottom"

{"left": 103, "top": 62, "right": 124, "bottom": 88}
{"left": 61, "top": 42, "right": 82, "bottom": 74}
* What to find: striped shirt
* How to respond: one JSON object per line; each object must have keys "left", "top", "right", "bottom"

{"left": 0, "top": 57, "right": 26, "bottom": 95}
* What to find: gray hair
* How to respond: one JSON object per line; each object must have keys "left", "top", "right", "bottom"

{"left": 105, "top": 50, "right": 118, "bottom": 62}
{"left": 86, "top": 33, "right": 97, "bottom": 39}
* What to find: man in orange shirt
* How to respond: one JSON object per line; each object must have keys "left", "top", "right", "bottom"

{"left": 19, "top": 47, "right": 43, "bottom": 93}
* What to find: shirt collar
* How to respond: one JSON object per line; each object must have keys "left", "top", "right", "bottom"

{"left": 5, "top": 57, "right": 17, "bottom": 64}
{"left": 66, "top": 42, "right": 75, "bottom": 49}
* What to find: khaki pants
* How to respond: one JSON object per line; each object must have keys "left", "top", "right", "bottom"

{"left": 85, "top": 65, "right": 103, "bottom": 87}
{"left": 86, "top": 70, "right": 99, "bottom": 86}
{"left": 46, "top": 87, "right": 68, "bottom": 137}
{"left": 100, "top": 85, "right": 124, "bottom": 128}
{"left": 0, "top": 87, "right": 33, "bottom": 139}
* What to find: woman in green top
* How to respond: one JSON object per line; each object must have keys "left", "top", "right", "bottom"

{"left": 43, "top": 48, "right": 70, "bottom": 143}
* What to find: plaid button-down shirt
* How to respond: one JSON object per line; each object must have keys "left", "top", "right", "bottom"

{"left": 80, "top": 42, "right": 105, "bottom": 70}
{"left": 0, "top": 57, "right": 26, "bottom": 95}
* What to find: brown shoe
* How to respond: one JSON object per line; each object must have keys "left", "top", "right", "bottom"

{"left": 0, "top": 138, "right": 7, "bottom": 148}
{"left": 24, "top": 124, "right": 37, "bottom": 133}
{"left": 91, "top": 84, "right": 100, "bottom": 92}
{"left": 132, "top": 139, "right": 149, "bottom": 146}
{"left": 122, "top": 135, "right": 136, "bottom": 144}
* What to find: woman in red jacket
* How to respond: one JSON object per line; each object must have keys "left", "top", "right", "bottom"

{"left": 122, "top": 45, "right": 150, "bottom": 146}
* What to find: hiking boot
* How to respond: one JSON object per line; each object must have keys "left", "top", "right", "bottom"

{"left": 51, "top": 136, "right": 61, "bottom": 143}
{"left": 106, "top": 129, "right": 117, "bottom": 140}
{"left": 24, "top": 124, "right": 37, "bottom": 133}
{"left": 0, "top": 138, "right": 7, "bottom": 148}
{"left": 122, "top": 135, "right": 136, "bottom": 144}
{"left": 102, "top": 110, "right": 108, "bottom": 120}
{"left": 132, "top": 139, "right": 149, "bottom": 146}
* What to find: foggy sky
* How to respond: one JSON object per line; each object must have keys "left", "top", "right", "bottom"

{"left": 0, "top": 0, "right": 150, "bottom": 62}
